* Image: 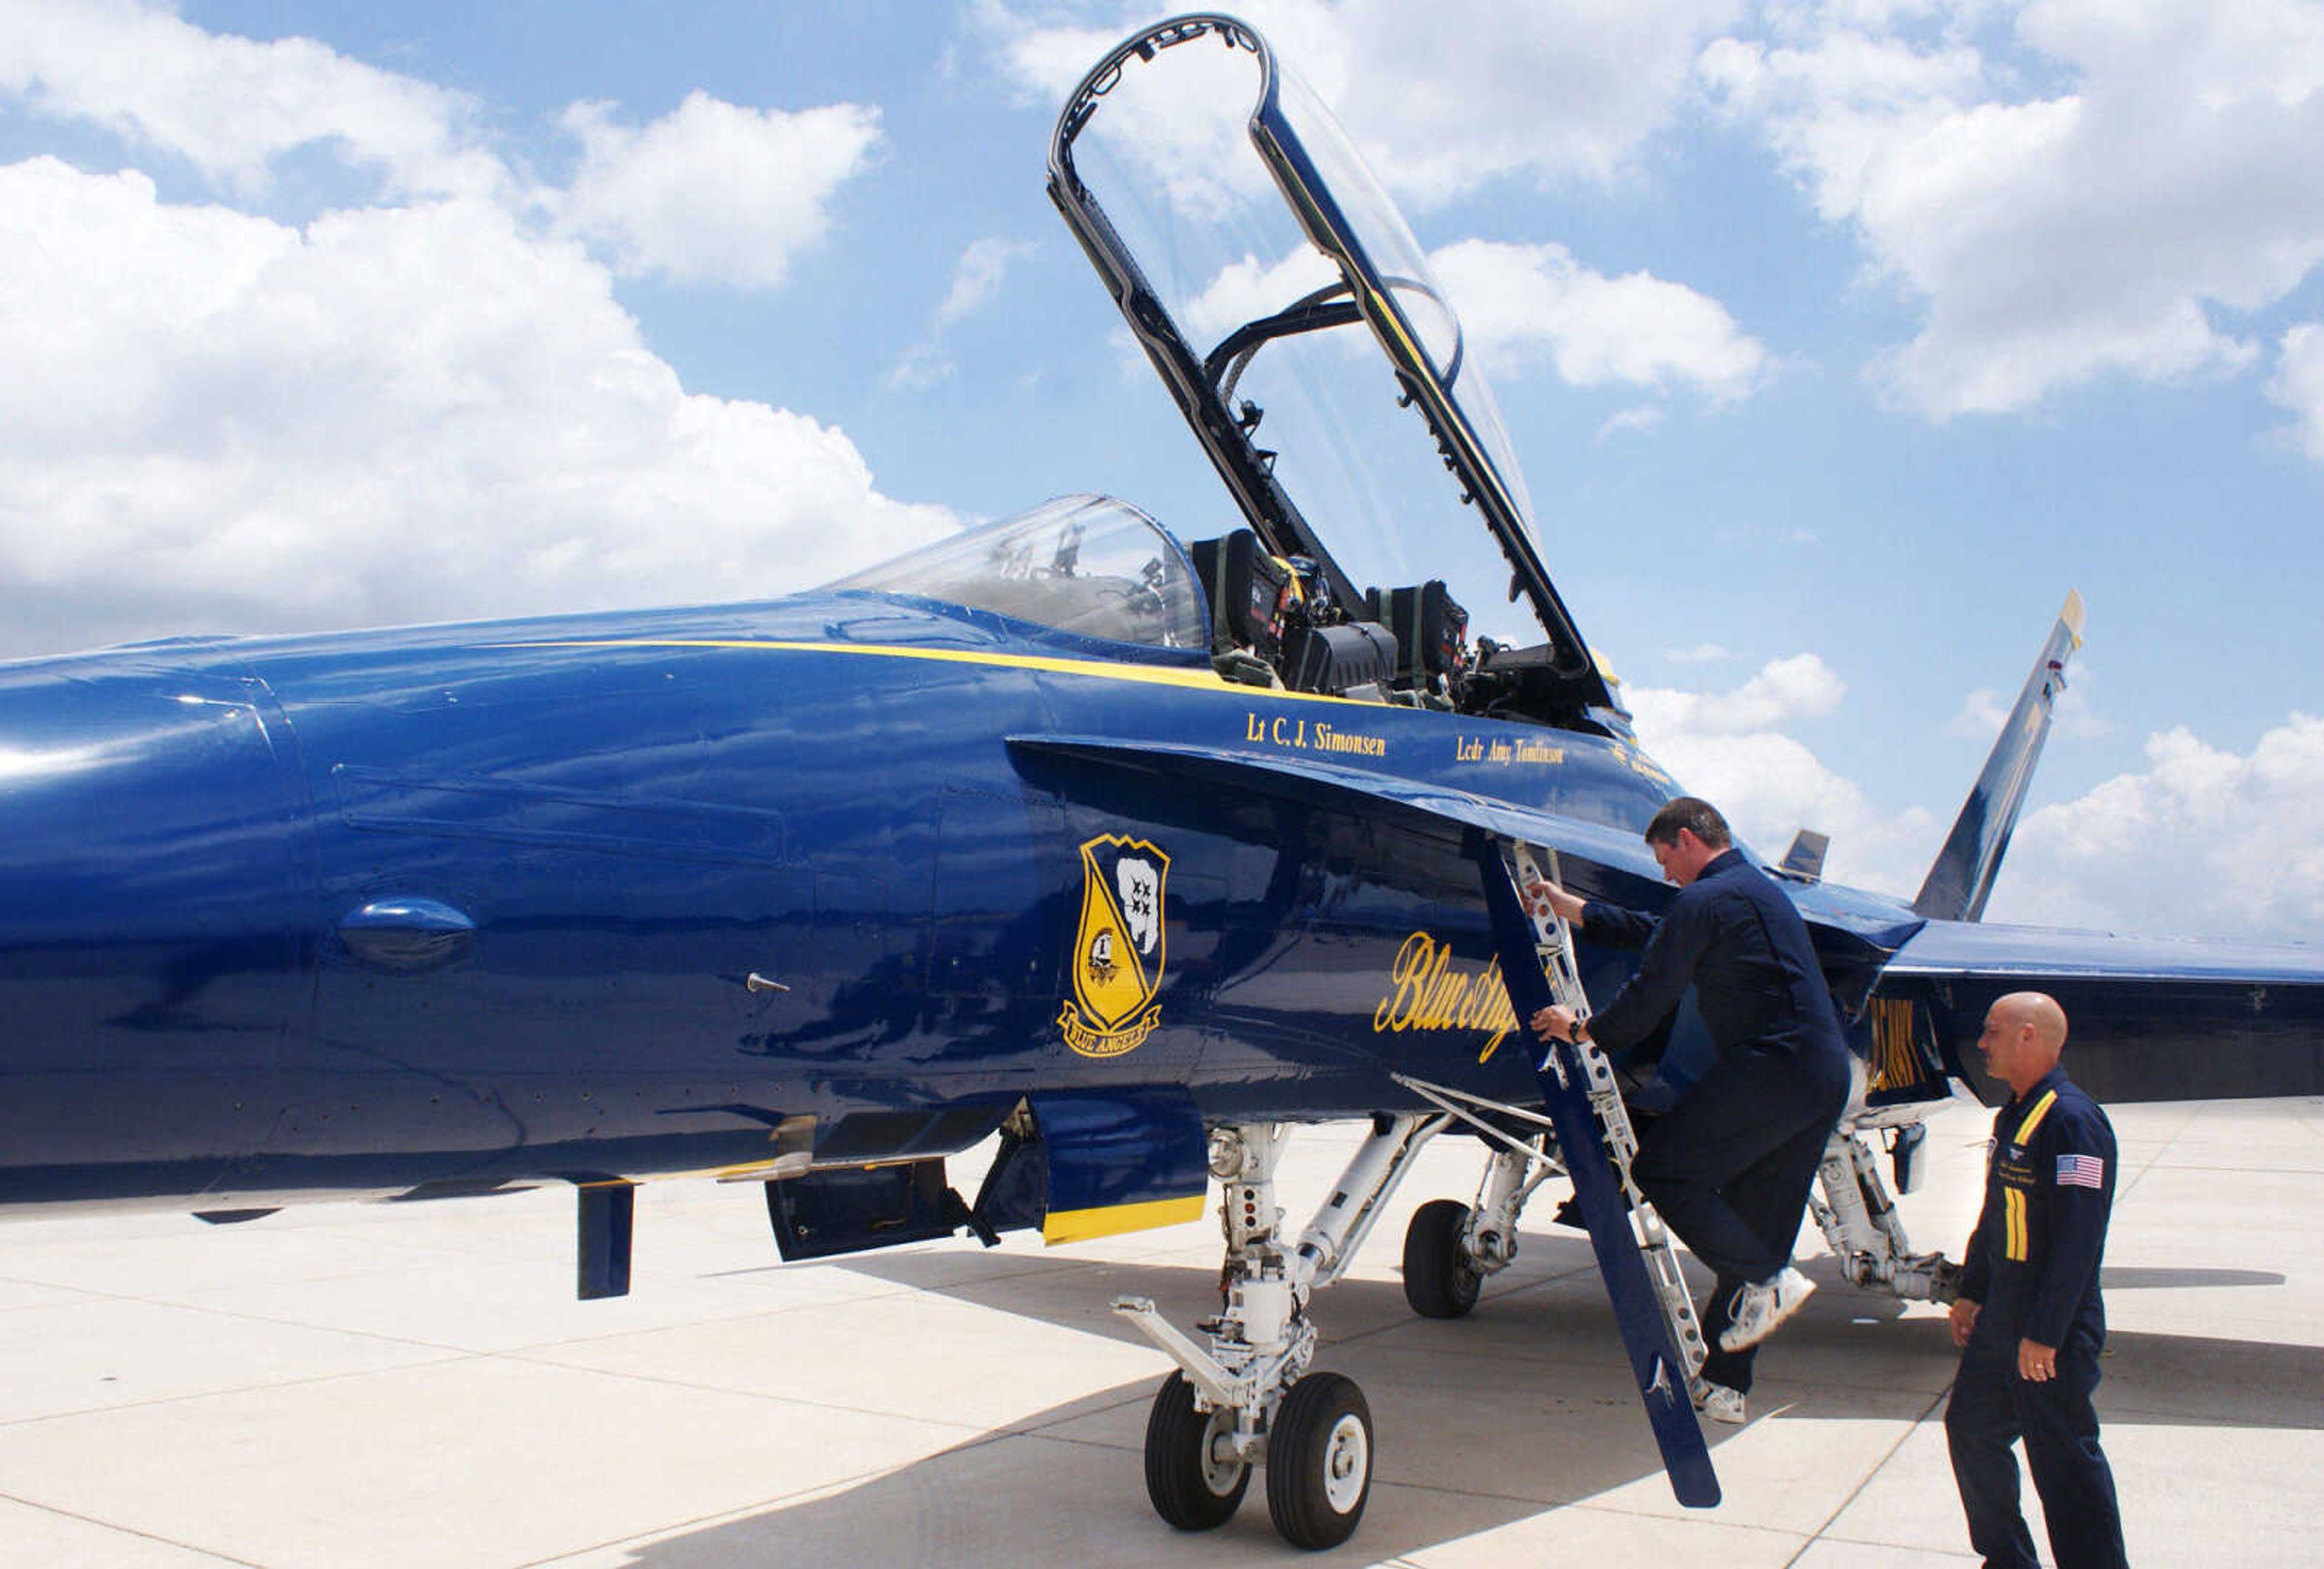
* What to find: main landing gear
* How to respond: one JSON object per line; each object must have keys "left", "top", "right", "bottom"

{"left": 1393, "top": 1076, "right": 1963, "bottom": 1364}
{"left": 1809, "top": 1110, "right": 1963, "bottom": 1303}
{"left": 1399, "top": 1134, "right": 1549, "bottom": 1320}
{"left": 1114, "top": 1116, "right": 1443, "bottom": 1549}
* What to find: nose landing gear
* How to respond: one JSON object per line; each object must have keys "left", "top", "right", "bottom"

{"left": 1115, "top": 1116, "right": 1437, "bottom": 1549}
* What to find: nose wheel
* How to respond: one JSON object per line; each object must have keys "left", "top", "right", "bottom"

{"left": 1141, "top": 1367, "right": 1374, "bottom": 1549}
{"left": 1265, "top": 1372, "right": 1374, "bottom": 1549}
{"left": 1143, "top": 1370, "right": 1250, "bottom": 1530}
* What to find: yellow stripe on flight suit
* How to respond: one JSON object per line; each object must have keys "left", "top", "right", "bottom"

{"left": 2014, "top": 1089, "right": 2058, "bottom": 1145}
{"left": 2000, "top": 1090, "right": 2056, "bottom": 1262}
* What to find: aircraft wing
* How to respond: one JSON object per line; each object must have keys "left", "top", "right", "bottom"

{"left": 1877, "top": 918, "right": 2324, "bottom": 1102}
{"left": 1011, "top": 733, "right": 1661, "bottom": 883}
{"left": 1888, "top": 919, "right": 2324, "bottom": 986}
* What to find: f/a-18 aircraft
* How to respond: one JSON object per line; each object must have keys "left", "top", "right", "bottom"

{"left": 4, "top": 13, "right": 2320, "bottom": 1553}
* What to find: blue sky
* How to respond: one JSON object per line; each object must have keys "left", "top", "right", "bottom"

{"left": 4, "top": 1, "right": 2322, "bottom": 941}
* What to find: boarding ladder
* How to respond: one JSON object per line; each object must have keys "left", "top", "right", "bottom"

{"left": 1509, "top": 843, "right": 1711, "bottom": 1389}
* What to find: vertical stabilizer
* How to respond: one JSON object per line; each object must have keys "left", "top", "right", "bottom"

{"left": 1912, "top": 592, "right": 2086, "bottom": 922}
{"left": 1780, "top": 830, "right": 1830, "bottom": 882}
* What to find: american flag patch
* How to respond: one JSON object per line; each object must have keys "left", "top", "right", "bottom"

{"left": 2056, "top": 1154, "right": 2106, "bottom": 1189}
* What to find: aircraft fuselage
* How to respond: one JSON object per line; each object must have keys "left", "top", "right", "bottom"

{"left": 0, "top": 587, "right": 1705, "bottom": 1213}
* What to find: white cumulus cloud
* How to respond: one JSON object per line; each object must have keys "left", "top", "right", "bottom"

{"left": 887, "top": 235, "right": 1040, "bottom": 391}
{"left": 936, "top": 235, "right": 1035, "bottom": 329}
{"left": 1948, "top": 671, "right": 2109, "bottom": 745}
{"left": 0, "top": 3, "right": 947, "bottom": 659}
{"left": 982, "top": 0, "right": 1745, "bottom": 203}
{"left": 1274, "top": 0, "right": 1748, "bottom": 200}
{"left": 556, "top": 91, "right": 882, "bottom": 288}
{"left": 0, "top": 160, "right": 952, "bottom": 655}
{"left": 1995, "top": 715, "right": 2324, "bottom": 941}
{"left": 1430, "top": 238, "right": 1771, "bottom": 400}
{"left": 1180, "top": 246, "right": 1345, "bottom": 346}
{"left": 1627, "top": 654, "right": 2324, "bottom": 942}
{"left": 0, "top": 0, "right": 502, "bottom": 199}
{"left": 1599, "top": 404, "right": 1667, "bottom": 439}
{"left": 1704, "top": 0, "right": 2324, "bottom": 421}
{"left": 1169, "top": 234, "right": 1768, "bottom": 407}
{"left": 1945, "top": 686, "right": 2013, "bottom": 742}
{"left": 1629, "top": 651, "right": 1847, "bottom": 737}
{"left": 2267, "top": 323, "right": 2324, "bottom": 462}
{"left": 1626, "top": 654, "right": 1940, "bottom": 898}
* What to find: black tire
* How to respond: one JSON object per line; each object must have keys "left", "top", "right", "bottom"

{"left": 1402, "top": 1198, "right": 1482, "bottom": 1319}
{"left": 1143, "top": 1370, "right": 1249, "bottom": 1531}
{"left": 1265, "top": 1371, "right": 1373, "bottom": 1550}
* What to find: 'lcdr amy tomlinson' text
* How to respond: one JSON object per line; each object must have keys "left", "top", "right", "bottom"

{"left": 1454, "top": 736, "right": 1564, "bottom": 765}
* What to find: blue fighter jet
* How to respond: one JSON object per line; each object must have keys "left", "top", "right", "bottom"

{"left": 2, "top": 13, "right": 2319, "bottom": 1552}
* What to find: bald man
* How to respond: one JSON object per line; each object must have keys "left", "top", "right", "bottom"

{"left": 1945, "top": 992, "right": 2129, "bottom": 1568}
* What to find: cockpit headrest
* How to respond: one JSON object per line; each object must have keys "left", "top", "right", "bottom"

{"left": 1188, "top": 530, "right": 1291, "bottom": 660}
{"left": 1369, "top": 581, "right": 1468, "bottom": 680}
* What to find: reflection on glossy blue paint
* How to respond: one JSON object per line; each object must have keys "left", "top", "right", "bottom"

{"left": 3, "top": 552, "right": 2316, "bottom": 1212}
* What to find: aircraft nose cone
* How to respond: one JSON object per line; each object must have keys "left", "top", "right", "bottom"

{"left": 0, "top": 650, "right": 313, "bottom": 1206}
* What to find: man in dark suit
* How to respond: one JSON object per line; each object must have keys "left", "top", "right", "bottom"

{"left": 1531, "top": 796, "right": 1853, "bottom": 1421}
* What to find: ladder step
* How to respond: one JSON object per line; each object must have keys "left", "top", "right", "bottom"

{"left": 1507, "top": 840, "right": 1710, "bottom": 1385}
{"left": 1485, "top": 835, "right": 1720, "bottom": 1506}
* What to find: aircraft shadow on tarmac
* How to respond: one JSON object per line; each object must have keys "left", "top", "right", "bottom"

{"left": 2100, "top": 1266, "right": 2285, "bottom": 1290}
{"left": 628, "top": 1232, "right": 2323, "bottom": 1565}
{"left": 804, "top": 1231, "right": 2322, "bottom": 1427}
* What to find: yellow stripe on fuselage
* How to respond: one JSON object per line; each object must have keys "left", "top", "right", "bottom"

{"left": 487, "top": 637, "right": 1385, "bottom": 705}
{"left": 1042, "top": 1192, "right": 1207, "bottom": 1245}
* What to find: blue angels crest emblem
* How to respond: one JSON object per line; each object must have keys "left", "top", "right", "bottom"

{"left": 1059, "top": 834, "right": 1169, "bottom": 1058}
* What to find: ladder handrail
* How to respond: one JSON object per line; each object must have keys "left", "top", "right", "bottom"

{"left": 1510, "top": 843, "right": 1709, "bottom": 1385}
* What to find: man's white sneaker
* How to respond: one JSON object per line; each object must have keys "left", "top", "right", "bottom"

{"left": 1693, "top": 1381, "right": 1747, "bottom": 1425}
{"left": 1719, "top": 1266, "right": 1815, "bottom": 1352}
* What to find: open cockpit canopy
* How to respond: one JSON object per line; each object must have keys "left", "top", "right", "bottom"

{"left": 1048, "top": 14, "right": 1623, "bottom": 730}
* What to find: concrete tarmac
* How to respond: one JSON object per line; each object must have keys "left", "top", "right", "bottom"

{"left": 0, "top": 1094, "right": 2316, "bottom": 1566}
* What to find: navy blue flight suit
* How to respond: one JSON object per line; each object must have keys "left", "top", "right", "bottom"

{"left": 1581, "top": 847, "right": 1852, "bottom": 1395}
{"left": 1946, "top": 1067, "right": 2129, "bottom": 1568}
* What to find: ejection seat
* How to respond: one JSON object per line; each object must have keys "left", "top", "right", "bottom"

{"left": 1187, "top": 528, "right": 1402, "bottom": 700}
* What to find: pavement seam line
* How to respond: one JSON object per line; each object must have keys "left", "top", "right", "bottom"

{"left": 0, "top": 1488, "right": 268, "bottom": 1567}
{"left": 505, "top": 1426, "right": 1138, "bottom": 1569}
{"left": 0, "top": 1348, "right": 476, "bottom": 1432}
{"left": 488, "top": 1346, "right": 1006, "bottom": 1435}
{"left": 1782, "top": 1381, "right": 1954, "bottom": 1567}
